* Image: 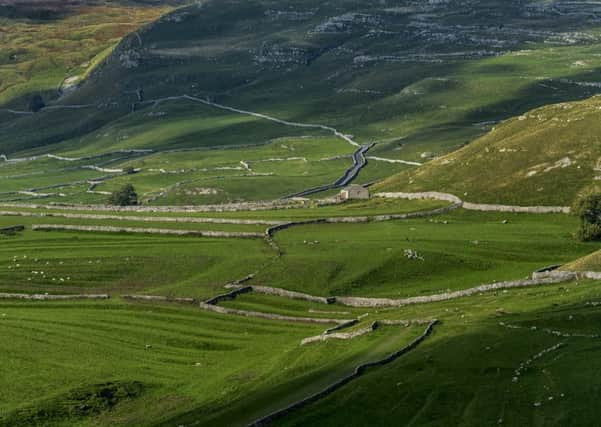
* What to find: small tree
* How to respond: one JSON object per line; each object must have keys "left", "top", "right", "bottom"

{"left": 28, "top": 94, "right": 45, "bottom": 113}
{"left": 109, "top": 184, "right": 138, "bottom": 206}
{"left": 573, "top": 193, "right": 601, "bottom": 241}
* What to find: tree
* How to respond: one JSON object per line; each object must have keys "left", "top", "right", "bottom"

{"left": 109, "top": 184, "right": 138, "bottom": 206}
{"left": 28, "top": 94, "right": 45, "bottom": 112}
{"left": 573, "top": 193, "right": 601, "bottom": 241}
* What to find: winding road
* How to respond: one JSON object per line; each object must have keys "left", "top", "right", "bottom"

{"left": 284, "top": 143, "right": 374, "bottom": 198}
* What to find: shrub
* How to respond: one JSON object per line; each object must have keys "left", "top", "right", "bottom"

{"left": 108, "top": 184, "right": 138, "bottom": 206}
{"left": 28, "top": 94, "right": 45, "bottom": 112}
{"left": 573, "top": 193, "right": 601, "bottom": 241}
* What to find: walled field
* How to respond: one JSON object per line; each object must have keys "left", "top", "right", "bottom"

{"left": 2, "top": 197, "right": 601, "bottom": 426}
{"left": 253, "top": 210, "right": 599, "bottom": 298}
{"left": 4, "top": 0, "right": 601, "bottom": 425}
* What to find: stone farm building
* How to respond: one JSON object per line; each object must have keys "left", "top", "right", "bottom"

{"left": 340, "top": 184, "right": 370, "bottom": 201}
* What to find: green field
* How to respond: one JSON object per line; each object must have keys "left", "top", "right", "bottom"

{"left": 5, "top": 0, "right": 601, "bottom": 426}
{"left": 2, "top": 199, "right": 601, "bottom": 425}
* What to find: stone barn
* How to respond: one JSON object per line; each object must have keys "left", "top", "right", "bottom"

{"left": 339, "top": 184, "right": 369, "bottom": 201}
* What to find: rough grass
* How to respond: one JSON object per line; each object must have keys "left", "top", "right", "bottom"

{"left": 0, "top": 2, "right": 175, "bottom": 107}
{"left": 378, "top": 95, "right": 601, "bottom": 206}
{"left": 561, "top": 249, "right": 601, "bottom": 272}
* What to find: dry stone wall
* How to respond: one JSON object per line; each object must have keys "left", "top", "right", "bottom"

{"left": 31, "top": 224, "right": 263, "bottom": 238}
{"left": 205, "top": 286, "right": 253, "bottom": 305}
{"left": 0, "top": 225, "right": 24, "bottom": 234}
{"left": 220, "top": 273, "right": 576, "bottom": 310}
{"left": 225, "top": 284, "right": 335, "bottom": 305}
{"left": 0, "top": 198, "right": 310, "bottom": 213}
{"left": 323, "top": 319, "right": 359, "bottom": 334}
{"left": 336, "top": 276, "right": 575, "bottom": 307}
{"left": 375, "top": 192, "right": 570, "bottom": 214}
{"left": 462, "top": 202, "right": 570, "bottom": 214}
{"left": 122, "top": 295, "right": 196, "bottom": 304}
{"left": 0, "top": 293, "right": 109, "bottom": 301}
{"left": 198, "top": 302, "right": 351, "bottom": 325}
{"left": 532, "top": 270, "right": 601, "bottom": 281}
{"left": 0, "top": 210, "right": 283, "bottom": 226}
{"left": 301, "top": 322, "right": 378, "bottom": 345}
{"left": 249, "top": 320, "right": 438, "bottom": 426}
{"left": 301, "top": 319, "right": 436, "bottom": 345}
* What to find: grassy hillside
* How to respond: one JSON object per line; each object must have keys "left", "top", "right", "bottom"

{"left": 5, "top": 0, "right": 601, "bottom": 158}
{"left": 5, "top": 0, "right": 601, "bottom": 203}
{"left": 0, "top": 0, "right": 190, "bottom": 108}
{"left": 378, "top": 95, "right": 601, "bottom": 206}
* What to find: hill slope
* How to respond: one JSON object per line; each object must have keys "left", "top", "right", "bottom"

{"left": 5, "top": 0, "right": 601, "bottom": 158}
{"left": 377, "top": 95, "right": 601, "bottom": 206}
{"left": 0, "top": 0, "right": 191, "bottom": 108}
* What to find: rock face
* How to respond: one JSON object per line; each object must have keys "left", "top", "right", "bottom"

{"left": 310, "top": 13, "right": 382, "bottom": 34}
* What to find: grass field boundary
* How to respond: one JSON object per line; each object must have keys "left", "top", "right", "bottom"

{"left": 0, "top": 199, "right": 312, "bottom": 213}
{"left": 0, "top": 210, "right": 284, "bottom": 226}
{"left": 222, "top": 272, "right": 578, "bottom": 309}
{"left": 376, "top": 192, "right": 571, "bottom": 214}
{"left": 248, "top": 320, "right": 439, "bottom": 426}
{"left": 0, "top": 293, "right": 109, "bottom": 301}
{"left": 122, "top": 295, "right": 196, "bottom": 304}
{"left": 31, "top": 224, "right": 264, "bottom": 238}
{"left": 301, "top": 319, "right": 435, "bottom": 345}
{"left": 225, "top": 283, "right": 336, "bottom": 305}
{"left": 198, "top": 302, "right": 352, "bottom": 325}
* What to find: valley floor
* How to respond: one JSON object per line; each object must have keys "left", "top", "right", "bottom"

{"left": 2, "top": 195, "right": 601, "bottom": 426}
